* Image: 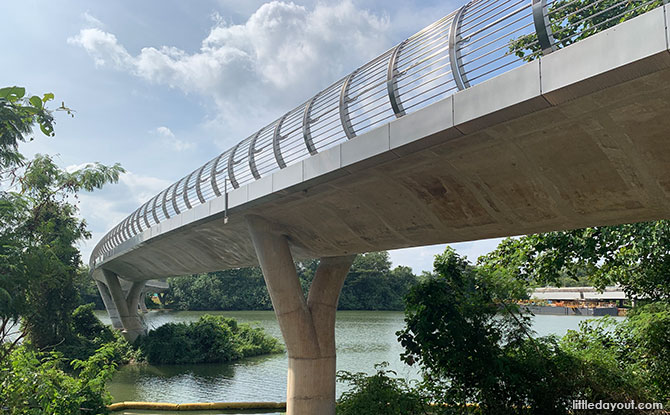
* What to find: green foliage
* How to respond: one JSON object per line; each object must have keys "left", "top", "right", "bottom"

{"left": 168, "top": 268, "right": 272, "bottom": 310}
{"left": 0, "top": 86, "right": 55, "bottom": 171}
{"left": 73, "top": 266, "right": 105, "bottom": 309}
{"left": 398, "top": 248, "right": 574, "bottom": 414}
{"left": 337, "top": 363, "right": 430, "bottom": 415}
{"left": 136, "top": 315, "right": 283, "bottom": 365}
{"left": 561, "top": 303, "right": 670, "bottom": 406}
{"left": 55, "top": 303, "right": 138, "bottom": 366}
{"left": 167, "top": 252, "right": 420, "bottom": 311}
{"left": 0, "top": 192, "right": 29, "bottom": 352}
{"left": 339, "top": 252, "right": 419, "bottom": 310}
{"left": 478, "top": 221, "right": 670, "bottom": 301}
{"left": 0, "top": 345, "right": 116, "bottom": 415}
{"left": 510, "top": 0, "right": 664, "bottom": 62}
{"left": 0, "top": 88, "right": 124, "bottom": 350}
{"left": 397, "top": 247, "right": 667, "bottom": 414}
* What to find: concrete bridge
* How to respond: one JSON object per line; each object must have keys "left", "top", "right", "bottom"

{"left": 91, "top": 1, "right": 670, "bottom": 413}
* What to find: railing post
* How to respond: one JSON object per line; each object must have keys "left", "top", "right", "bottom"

{"left": 141, "top": 202, "right": 151, "bottom": 228}
{"left": 171, "top": 178, "right": 182, "bottom": 215}
{"left": 120, "top": 217, "right": 130, "bottom": 240}
{"left": 161, "top": 187, "right": 171, "bottom": 219}
{"left": 128, "top": 210, "right": 139, "bottom": 235}
{"left": 248, "top": 130, "right": 263, "bottom": 180}
{"left": 210, "top": 152, "right": 226, "bottom": 197}
{"left": 273, "top": 113, "right": 290, "bottom": 169}
{"left": 339, "top": 70, "right": 358, "bottom": 140}
{"left": 387, "top": 40, "right": 407, "bottom": 118}
{"left": 194, "top": 164, "right": 207, "bottom": 205}
{"left": 302, "top": 94, "right": 320, "bottom": 155}
{"left": 227, "top": 143, "right": 241, "bottom": 189}
{"left": 183, "top": 171, "right": 196, "bottom": 210}
{"left": 532, "top": 0, "right": 557, "bottom": 55}
{"left": 449, "top": 5, "right": 470, "bottom": 91}
{"left": 150, "top": 194, "right": 160, "bottom": 224}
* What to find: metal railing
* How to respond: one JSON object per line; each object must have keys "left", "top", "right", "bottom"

{"left": 91, "top": 0, "right": 664, "bottom": 267}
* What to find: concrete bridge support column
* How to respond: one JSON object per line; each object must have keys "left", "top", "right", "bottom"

{"left": 247, "top": 215, "right": 354, "bottom": 415}
{"left": 101, "top": 269, "right": 147, "bottom": 341}
{"left": 139, "top": 292, "right": 149, "bottom": 313}
{"left": 95, "top": 280, "right": 123, "bottom": 330}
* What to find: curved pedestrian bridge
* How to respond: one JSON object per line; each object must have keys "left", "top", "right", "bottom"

{"left": 90, "top": 2, "right": 670, "bottom": 414}
{"left": 91, "top": 1, "right": 670, "bottom": 279}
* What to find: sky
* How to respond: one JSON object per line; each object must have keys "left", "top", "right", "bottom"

{"left": 1, "top": 0, "right": 504, "bottom": 273}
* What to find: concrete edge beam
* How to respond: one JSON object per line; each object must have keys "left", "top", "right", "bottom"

{"left": 273, "top": 162, "right": 304, "bottom": 193}
{"left": 453, "top": 59, "right": 548, "bottom": 135}
{"left": 340, "top": 124, "right": 397, "bottom": 173}
{"left": 389, "top": 96, "right": 462, "bottom": 156}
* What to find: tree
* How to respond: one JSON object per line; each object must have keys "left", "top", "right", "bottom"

{"left": 339, "top": 252, "right": 418, "bottom": 310}
{"left": 166, "top": 252, "right": 420, "bottom": 311}
{"left": 168, "top": 267, "right": 273, "bottom": 310}
{"left": 510, "top": 0, "right": 664, "bottom": 61}
{"left": 396, "top": 247, "right": 664, "bottom": 414}
{"left": 0, "top": 86, "right": 57, "bottom": 173}
{"left": 478, "top": 221, "right": 670, "bottom": 301}
{"left": 0, "top": 86, "right": 123, "bottom": 353}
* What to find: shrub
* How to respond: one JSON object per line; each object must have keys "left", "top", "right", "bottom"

{"left": 336, "top": 363, "right": 430, "bottom": 415}
{"left": 136, "top": 315, "right": 283, "bottom": 365}
{"left": 56, "top": 303, "right": 138, "bottom": 365}
{"left": 397, "top": 247, "right": 668, "bottom": 414}
{"left": 0, "top": 344, "right": 117, "bottom": 415}
{"left": 562, "top": 303, "right": 670, "bottom": 408}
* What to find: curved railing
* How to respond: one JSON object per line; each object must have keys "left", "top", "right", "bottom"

{"left": 91, "top": 0, "right": 663, "bottom": 267}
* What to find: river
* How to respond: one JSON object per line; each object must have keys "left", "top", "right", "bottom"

{"left": 97, "top": 310, "right": 620, "bottom": 412}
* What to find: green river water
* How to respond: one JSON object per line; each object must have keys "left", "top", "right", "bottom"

{"left": 96, "top": 310, "right": 621, "bottom": 414}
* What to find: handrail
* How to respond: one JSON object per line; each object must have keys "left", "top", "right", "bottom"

{"left": 90, "top": 0, "right": 665, "bottom": 268}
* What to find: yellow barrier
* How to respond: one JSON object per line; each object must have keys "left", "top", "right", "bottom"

{"left": 108, "top": 401, "right": 286, "bottom": 412}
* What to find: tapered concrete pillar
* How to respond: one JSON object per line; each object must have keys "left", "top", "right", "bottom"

{"left": 246, "top": 215, "right": 354, "bottom": 415}
{"left": 139, "top": 292, "right": 149, "bottom": 313}
{"left": 101, "top": 269, "right": 147, "bottom": 341}
{"left": 95, "top": 280, "right": 123, "bottom": 330}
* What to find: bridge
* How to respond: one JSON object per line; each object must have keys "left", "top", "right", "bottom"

{"left": 90, "top": 1, "right": 670, "bottom": 413}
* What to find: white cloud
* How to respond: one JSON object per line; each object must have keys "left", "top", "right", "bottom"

{"left": 65, "top": 162, "right": 95, "bottom": 173}
{"left": 68, "top": 28, "right": 132, "bottom": 68}
{"left": 155, "top": 126, "right": 175, "bottom": 138}
{"left": 68, "top": 1, "right": 392, "bottom": 137}
{"left": 118, "top": 171, "right": 172, "bottom": 205}
{"left": 151, "top": 126, "right": 194, "bottom": 151}
{"left": 82, "top": 11, "right": 104, "bottom": 29}
{"left": 76, "top": 171, "right": 172, "bottom": 262}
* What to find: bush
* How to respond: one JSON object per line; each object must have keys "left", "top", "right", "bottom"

{"left": 337, "top": 363, "right": 429, "bottom": 415}
{"left": 55, "top": 303, "right": 138, "bottom": 366}
{"left": 397, "top": 247, "right": 669, "bottom": 414}
{"left": 136, "top": 315, "right": 283, "bottom": 365}
{"left": 562, "top": 303, "right": 670, "bottom": 408}
{"left": 0, "top": 344, "right": 117, "bottom": 415}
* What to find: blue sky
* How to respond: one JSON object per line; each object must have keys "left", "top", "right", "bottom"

{"left": 1, "top": 0, "right": 504, "bottom": 273}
